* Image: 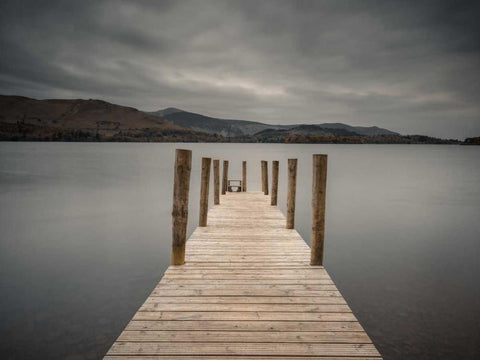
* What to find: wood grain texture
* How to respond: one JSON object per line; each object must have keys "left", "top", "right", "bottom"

{"left": 199, "top": 157, "right": 211, "bottom": 227}
{"left": 271, "top": 160, "right": 279, "bottom": 206}
{"left": 171, "top": 149, "right": 191, "bottom": 265}
{"left": 242, "top": 160, "right": 247, "bottom": 192}
{"left": 222, "top": 160, "right": 228, "bottom": 195}
{"left": 105, "top": 191, "right": 381, "bottom": 359}
{"left": 105, "top": 357, "right": 380, "bottom": 360}
{"left": 286, "top": 159, "right": 297, "bottom": 229}
{"left": 261, "top": 160, "right": 266, "bottom": 194}
{"left": 311, "top": 154, "right": 327, "bottom": 265}
{"left": 213, "top": 159, "right": 220, "bottom": 205}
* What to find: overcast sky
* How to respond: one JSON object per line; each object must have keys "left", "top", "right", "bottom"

{"left": 1, "top": 0, "right": 479, "bottom": 138}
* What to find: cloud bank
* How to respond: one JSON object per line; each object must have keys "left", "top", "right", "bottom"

{"left": 1, "top": 0, "right": 479, "bottom": 138}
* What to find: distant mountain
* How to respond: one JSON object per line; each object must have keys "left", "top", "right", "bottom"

{"left": 254, "top": 125, "right": 359, "bottom": 139}
{"left": 151, "top": 107, "right": 184, "bottom": 117}
{"left": 312, "top": 123, "right": 398, "bottom": 136}
{"left": 149, "top": 108, "right": 399, "bottom": 137}
{"left": 149, "top": 109, "right": 286, "bottom": 137}
{"left": 1, "top": 96, "right": 465, "bottom": 144}
{"left": 0, "top": 95, "right": 220, "bottom": 142}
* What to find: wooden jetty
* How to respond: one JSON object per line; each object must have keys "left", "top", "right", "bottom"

{"left": 104, "top": 150, "right": 382, "bottom": 359}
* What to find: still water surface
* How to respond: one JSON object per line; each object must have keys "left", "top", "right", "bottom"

{"left": 0, "top": 142, "right": 479, "bottom": 359}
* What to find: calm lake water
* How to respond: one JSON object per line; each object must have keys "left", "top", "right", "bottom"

{"left": 0, "top": 142, "right": 479, "bottom": 359}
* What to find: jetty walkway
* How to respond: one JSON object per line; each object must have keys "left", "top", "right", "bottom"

{"left": 104, "top": 151, "right": 382, "bottom": 359}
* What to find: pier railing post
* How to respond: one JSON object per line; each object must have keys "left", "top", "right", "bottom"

{"left": 242, "top": 161, "right": 247, "bottom": 192}
{"left": 213, "top": 159, "right": 220, "bottom": 205}
{"left": 271, "top": 160, "right": 279, "bottom": 206}
{"left": 199, "top": 157, "right": 211, "bottom": 227}
{"left": 172, "top": 149, "right": 192, "bottom": 265}
{"left": 311, "top": 154, "right": 328, "bottom": 265}
{"left": 261, "top": 160, "right": 269, "bottom": 195}
{"left": 286, "top": 158, "right": 297, "bottom": 229}
{"left": 222, "top": 160, "right": 229, "bottom": 194}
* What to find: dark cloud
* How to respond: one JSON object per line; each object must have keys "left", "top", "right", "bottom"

{"left": 1, "top": 0, "right": 479, "bottom": 138}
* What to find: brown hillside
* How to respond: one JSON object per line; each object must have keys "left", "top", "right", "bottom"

{"left": 0, "top": 95, "right": 220, "bottom": 142}
{"left": 0, "top": 95, "right": 184, "bottom": 129}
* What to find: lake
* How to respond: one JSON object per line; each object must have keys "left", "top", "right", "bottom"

{"left": 0, "top": 142, "right": 479, "bottom": 359}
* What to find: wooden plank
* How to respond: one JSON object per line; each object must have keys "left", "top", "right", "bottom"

{"left": 149, "top": 289, "right": 342, "bottom": 297}
{"left": 158, "top": 279, "right": 337, "bottom": 286}
{"left": 181, "top": 262, "right": 314, "bottom": 267}
{"left": 162, "top": 276, "right": 325, "bottom": 281}
{"left": 161, "top": 278, "right": 332, "bottom": 285}
{"left": 186, "top": 246, "right": 309, "bottom": 250}
{"left": 165, "top": 268, "right": 328, "bottom": 274}
{"left": 183, "top": 257, "right": 312, "bottom": 262}
{"left": 132, "top": 311, "right": 358, "bottom": 321}
{"left": 107, "top": 342, "right": 380, "bottom": 356}
{"left": 125, "top": 320, "right": 366, "bottom": 332}
{"left": 139, "top": 303, "right": 351, "bottom": 312}
{"left": 105, "top": 357, "right": 381, "bottom": 360}
{"left": 156, "top": 282, "right": 335, "bottom": 288}
{"left": 144, "top": 296, "right": 346, "bottom": 304}
{"left": 117, "top": 330, "right": 372, "bottom": 343}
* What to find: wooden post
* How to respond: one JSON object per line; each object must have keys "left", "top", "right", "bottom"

{"left": 172, "top": 149, "right": 192, "bottom": 265}
{"left": 199, "top": 157, "right": 211, "bottom": 227}
{"left": 261, "top": 161, "right": 265, "bottom": 193}
{"left": 311, "top": 154, "right": 328, "bottom": 266}
{"left": 213, "top": 159, "right": 220, "bottom": 205}
{"left": 286, "top": 158, "right": 297, "bottom": 229}
{"left": 261, "top": 160, "right": 269, "bottom": 195}
{"left": 242, "top": 161, "right": 247, "bottom": 192}
{"left": 271, "top": 160, "right": 279, "bottom": 206}
{"left": 222, "top": 160, "right": 229, "bottom": 194}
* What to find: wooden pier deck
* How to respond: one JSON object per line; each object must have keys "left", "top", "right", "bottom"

{"left": 104, "top": 191, "right": 382, "bottom": 359}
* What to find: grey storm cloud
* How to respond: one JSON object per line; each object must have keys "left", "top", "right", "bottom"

{"left": 0, "top": 0, "right": 479, "bottom": 138}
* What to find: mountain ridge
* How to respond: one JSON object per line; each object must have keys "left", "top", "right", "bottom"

{"left": 149, "top": 108, "right": 400, "bottom": 137}
{"left": 0, "top": 95, "right": 467, "bottom": 144}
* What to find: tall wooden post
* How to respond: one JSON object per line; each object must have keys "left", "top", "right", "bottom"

{"left": 242, "top": 161, "right": 247, "bottom": 192}
{"left": 311, "top": 154, "right": 328, "bottom": 265}
{"left": 222, "top": 160, "right": 229, "bottom": 194}
{"left": 199, "top": 157, "right": 211, "bottom": 227}
{"left": 261, "top": 161, "right": 266, "bottom": 193}
{"left": 213, "top": 159, "right": 220, "bottom": 205}
{"left": 271, "top": 160, "right": 279, "bottom": 206}
{"left": 286, "top": 158, "right": 297, "bottom": 229}
{"left": 172, "top": 149, "right": 192, "bottom": 265}
{"left": 261, "top": 160, "right": 269, "bottom": 195}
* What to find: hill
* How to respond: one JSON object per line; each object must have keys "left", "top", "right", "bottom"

{"left": 0, "top": 96, "right": 221, "bottom": 142}
{"left": 463, "top": 136, "right": 480, "bottom": 145}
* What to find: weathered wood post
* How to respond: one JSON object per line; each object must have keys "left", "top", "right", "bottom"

{"left": 261, "top": 160, "right": 269, "bottom": 195}
{"left": 311, "top": 154, "right": 328, "bottom": 265}
{"left": 286, "top": 158, "right": 297, "bottom": 229}
{"left": 213, "top": 159, "right": 220, "bottom": 205}
{"left": 271, "top": 160, "right": 279, "bottom": 206}
{"left": 199, "top": 157, "right": 211, "bottom": 227}
{"left": 242, "top": 161, "right": 247, "bottom": 192}
{"left": 222, "top": 160, "right": 229, "bottom": 194}
{"left": 261, "top": 161, "right": 266, "bottom": 193}
{"left": 172, "top": 149, "right": 192, "bottom": 265}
